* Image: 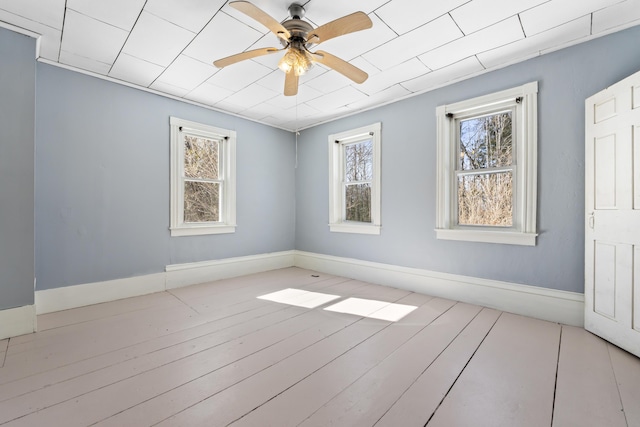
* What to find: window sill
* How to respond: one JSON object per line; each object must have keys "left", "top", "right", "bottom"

{"left": 170, "top": 224, "right": 236, "bottom": 237}
{"left": 435, "top": 228, "right": 537, "bottom": 246}
{"left": 329, "top": 223, "right": 381, "bottom": 235}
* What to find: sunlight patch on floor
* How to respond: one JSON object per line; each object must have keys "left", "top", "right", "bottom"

{"left": 324, "top": 297, "right": 417, "bottom": 322}
{"left": 257, "top": 288, "right": 341, "bottom": 308}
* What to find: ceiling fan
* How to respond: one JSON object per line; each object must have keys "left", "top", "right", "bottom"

{"left": 213, "top": 1, "right": 373, "bottom": 96}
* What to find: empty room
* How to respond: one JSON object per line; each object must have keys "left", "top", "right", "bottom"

{"left": 1, "top": 0, "right": 640, "bottom": 425}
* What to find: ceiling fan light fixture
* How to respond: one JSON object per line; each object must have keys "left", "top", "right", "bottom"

{"left": 278, "top": 46, "right": 313, "bottom": 76}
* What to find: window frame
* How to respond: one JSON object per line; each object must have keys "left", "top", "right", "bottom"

{"left": 169, "top": 117, "right": 236, "bottom": 237}
{"left": 435, "top": 82, "right": 538, "bottom": 246}
{"left": 328, "top": 122, "right": 381, "bottom": 235}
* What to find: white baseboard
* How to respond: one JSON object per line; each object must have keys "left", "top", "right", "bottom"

{"left": 293, "top": 251, "right": 585, "bottom": 327}
{"left": 35, "top": 273, "right": 166, "bottom": 315}
{"left": 165, "top": 250, "right": 296, "bottom": 289}
{"left": 35, "top": 251, "right": 297, "bottom": 315}
{"left": 33, "top": 250, "right": 584, "bottom": 328}
{"left": 0, "top": 305, "right": 36, "bottom": 340}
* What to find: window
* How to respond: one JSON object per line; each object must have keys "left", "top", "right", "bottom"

{"left": 435, "top": 82, "right": 537, "bottom": 246}
{"left": 328, "top": 122, "right": 381, "bottom": 235}
{"left": 170, "top": 117, "right": 236, "bottom": 236}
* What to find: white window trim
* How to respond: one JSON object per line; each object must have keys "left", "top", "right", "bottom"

{"left": 328, "top": 122, "right": 381, "bottom": 235}
{"left": 170, "top": 117, "right": 236, "bottom": 237}
{"left": 435, "top": 82, "right": 538, "bottom": 246}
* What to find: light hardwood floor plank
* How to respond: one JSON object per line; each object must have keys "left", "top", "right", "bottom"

{"left": 154, "top": 291, "right": 417, "bottom": 426}
{"left": 552, "top": 326, "right": 626, "bottom": 427}
{"left": 0, "top": 339, "right": 6, "bottom": 369}
{"left": 94, "top": 312, "right": 359, "bottom": 426}
{"left": 0, "top": 304, "right": 317, "bottom": 424}
{"left": 608, "top": 343, "right": 640, "bottom": 425}
{"left": 0, "top": 300, "right": 294, "bottom": 401}
{"left": 297, "top": 303, "right": 483, "bottom": 427}
{"left": 233, "top": 299, "right": 467, "bottom": 427}
{"left": 227, "top": 294, "right": 444, "bottom": 426}
{"left": 95, "top": 283, "right": 417, "bottom": 426}
{"left": 0, "top": 276, "right": 355, "bottom": 401}
{"left": 3, "top": 279, "right": 392, "bottom": 426}
{"left": 375, "top": 308, "right": 501, "bottom": 427}
{"left": 0, "top": 272, "right": 343, "bottom": 387}
{"left": 427, "top": 313, "right": 560, "bottom": 427}
{"left": 0, "top": 268, "right": 636, "bottom": 427}
{"left": 37, "top": 291, "right": 178, "bottom": 331}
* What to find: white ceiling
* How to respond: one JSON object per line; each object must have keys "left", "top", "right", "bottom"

{"left": 1, "top": 0, "right": 639, "bottom": 131}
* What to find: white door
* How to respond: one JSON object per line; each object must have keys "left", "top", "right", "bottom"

{"left": 585, "top": 69, "right": 640, "bottom": 358}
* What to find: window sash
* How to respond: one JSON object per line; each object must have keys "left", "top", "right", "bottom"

{"left": 435, "top": 82, "right": 538, "bottom": 245}
{"left": 328, "top": 122, "right": 381, "bottom": 234}
{"left": 170, "top": 116, "right": 236, "bottom": 236}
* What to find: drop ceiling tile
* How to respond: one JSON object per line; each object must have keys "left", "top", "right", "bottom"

{"left": 312, "top": 14, "right": 396, "bottom": 62}
{"left": 245, "top": 32, "right": 285, "bottom": 69}
{"left": 401, "top": 56, "right": 485, "bottom": 93}
{"left": 357, "top": 58, "right": 430, "bottom": 95}
{"left": 349, "top": 56, "right": 382, "bottom": 78}
{"left": 304, "top": 68, "right": 353, "bottom": 93}
{"left": 122, "top": 11, "right": 195, "bottom": 67}
{"left": 206, "top": 59, "right": 273, "bottom": 92}
{"left": 520, "top": 0, "right": 624, "bottom": 36}
{"left": 284, "top": 102, "right": 322, "bottom": 118}
{"left": 375, "top": 0, "right": 468, "bottom": 34}
{"left": 213, "top": 99, "right": 249, "bottom": 114}
{"left": 59, "top": 50, "right": 111, "bottom": 74}
{"left": 303, "top": 0, "right": 390, "bottom": 26}
{"left": 183, "top": 11, "right": 262, "bottom": 66}
{"left": 155, "top": 55, "right": 217, "bottom": 90}
{"left": 477, "top": 16, "right": 591, "bottom": 69}
{"left": 0, "top": 0, "right": 65, "bottom": 29}
{"left": 0, "top": 9, "right": 61, "bottom": 60}
{"left": 184, "top": 82, "right": 234, "bottom": 105}
{"left": 592, "top": 0, "right": 640, "bottom": 34}
{"left": 241, "top": 102, "right": 280, "bottom": 120}
{"left": 149, "top": 80, "right": 190, "bottom": 97}
{"left": 305, "top": 86, "right": 367, "bottom": 112}
{"left": 67, "top": 0, "right": 145, "bottom": 31}
{"left": 222, "top": 84, "right": 280, "bottom": 109}
{"left": 108, "top": 53, "right": 164, "bottom": 87}
{"left": 61, "top": 9, "right": 128, "bottom": 65}
{"left": 298, "top": 64, "right": 330, "bottom": 84}
{"left": 265, "top": 85, "right": 324, "bottom": 109}
{"left": 346, "top": 84, "right": 411, "bottom": 111}
{"left": 363, "top": 15, "right": 462, "bottom": 70}
{"left": 418, "top": 16, "right": 524, "bottom": 70}
{"left": 221, "top": 0, "right": 290, "bottom": 34}
{"left": 144, "top": 0, "right": 226, "bottom": 33}
{"left": 451, "top": 0, "right": 547, "bottom": 34}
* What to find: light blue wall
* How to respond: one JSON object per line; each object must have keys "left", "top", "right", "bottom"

{"left": 295, "top": 25, "right": 640, "bottom": 294}
{"left": 35, "top": 64, "right": 295, "bottom": 291}
{"left": 0, "top": 28, "right": 35, "bottom": 309}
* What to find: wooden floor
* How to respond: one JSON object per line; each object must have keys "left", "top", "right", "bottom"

{"left": 1, "top": 267, "right": 639, "bottom": 426}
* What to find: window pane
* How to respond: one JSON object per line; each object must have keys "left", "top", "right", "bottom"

{"left": 344, "top": 140, "right": 373, "bottom": 182}
{"left": 459, "top": 112, "right": 512, "bottom": 170}
{"left": 345, "top": 183, "right": 371, "bottom": 223}
{"left": 184, "top": 136, "right": 219, "bottom": 179}
{"left": 184, "top": 181, "right": 220, "bottom": 222}
{"left": 457, "top": 172, "right": 512, "bottom": 226}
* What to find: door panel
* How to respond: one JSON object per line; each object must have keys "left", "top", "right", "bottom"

{"left": 586, "top": 69, "right": 640, "bottom": 358}
{"left": 593, "top": 242, "right": 616, "bottom": 319}
{"left": 594, "top": 134, "right": 616, "bottom": 209}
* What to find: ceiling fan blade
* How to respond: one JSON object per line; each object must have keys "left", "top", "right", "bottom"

{"left": 229, "top": 1, "right": 290, "bottom": 41}
{"left": 284, "top": 69, "right": 299, "bottom": 96}
{"left": 213, "top": 47, "right": 279, "bottom": 68}
{"left": 312, "top": 50, "right": 368, "bottom": 84}
{"left": 306, "top": 12, "right": 372, "bottom": 45}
